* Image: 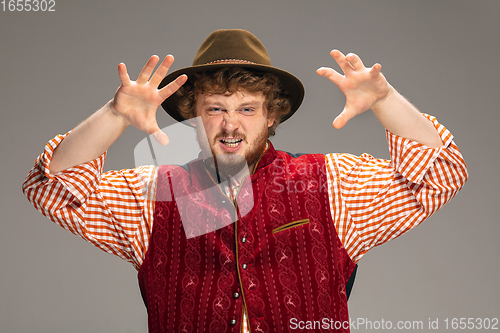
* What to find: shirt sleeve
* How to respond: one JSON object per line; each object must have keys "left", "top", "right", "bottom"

{"left": 22, "top": 133, "right": 157, "bottom": 270}
{"left": 325, "top": 114, "right": 468, "bottom": 263}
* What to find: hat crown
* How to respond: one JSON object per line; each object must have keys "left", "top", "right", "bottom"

{"left": 193, "top": 29, "right": 272, "bottom": 66}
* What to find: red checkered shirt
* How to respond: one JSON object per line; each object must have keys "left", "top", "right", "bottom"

{"left": 23, "top": 114, "right": 467, "bottom": 332}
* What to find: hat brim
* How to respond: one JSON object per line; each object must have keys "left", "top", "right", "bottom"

{"left": 159, "top": 63, "right": 305, "bottom": 124}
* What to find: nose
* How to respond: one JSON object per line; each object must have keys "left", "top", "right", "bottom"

{"left": 222, "top": 111, "right": 240, "bottom": 133}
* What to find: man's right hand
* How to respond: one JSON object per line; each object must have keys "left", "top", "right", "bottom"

{"left": 110, "top": 55, "right": 187, "bottom": 145}
{"left": 49, "top": 55, "right": 186, "bottom": 174}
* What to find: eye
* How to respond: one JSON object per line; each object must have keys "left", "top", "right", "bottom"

{"left": 240, "top": 107, "right": 255, "bottom": 114}
{"left": 207, "top": 107, "right": 223, "bottom": 113}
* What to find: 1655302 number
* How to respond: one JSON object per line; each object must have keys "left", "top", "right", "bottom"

{"left": 2, "top": 0, "right": 56, "bottom": 11}
{"left": 443, "top": 317, "right": 498, "bottom": 330}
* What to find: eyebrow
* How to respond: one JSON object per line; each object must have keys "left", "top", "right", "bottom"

{"left": 200, "top": 100, "right": 263, "bottom": 108}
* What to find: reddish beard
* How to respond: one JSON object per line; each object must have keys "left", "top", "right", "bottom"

{"left": 197, "top": 125, "right": 269, "bottom": 178}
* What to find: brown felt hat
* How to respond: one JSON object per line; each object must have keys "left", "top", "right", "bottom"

{"left": 159, "top": 29, "right": 304, "bottom": 123}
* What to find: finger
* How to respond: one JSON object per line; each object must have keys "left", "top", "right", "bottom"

{"left": 143, "top": 122, "right": 170, "bottom": 146}
{"left": 137, "top": 55, "right": 160, "bottom": 85}
{"left": 117, "top": 63, "right": 131, "bottom": 85}
{"left": 158, "top": 74, "right": 188, "bottom": 100}
{"left": 316, "top": 67, "right": 343, "bottom": 85}
{"left": 330, "top": 50, "right": 354, "bottom": 74}
{"left": 332, "top": 108, "right": 355, "bottom": 129}
{"left": 149, "top": 55, "right": 175, "bottom": 88}
{"left": 151, "top": 129, "right": 170, "bottom": 146}
{"left": 369, "top": 63, "right": 382, "bottom": 77}
{"left": 345, "top": 53, "right": 365, "bottom": 71}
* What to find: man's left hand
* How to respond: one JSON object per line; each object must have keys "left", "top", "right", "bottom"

{"left": 317, "top": 50, "right": 392, "bottom": 129}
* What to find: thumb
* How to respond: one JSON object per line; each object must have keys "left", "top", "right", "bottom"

{"left": 149, "top": 125, "right": 169, "bottom": 146}
{"left": 332, "top": 108, "right": 353, "bottom": 129}
{"left": 151, "top": 130, "right": 169, "bottom": 146}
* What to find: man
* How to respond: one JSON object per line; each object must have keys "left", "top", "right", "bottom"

{"left": 23, "top": 29, "right": 467, "bottom": 332}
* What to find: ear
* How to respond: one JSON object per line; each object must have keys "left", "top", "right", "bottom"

{"left": 267, "top": 114, "right": 276, "bottom": 128}
{"left": 188, "top": 117, "right": 197, "bottom": 127}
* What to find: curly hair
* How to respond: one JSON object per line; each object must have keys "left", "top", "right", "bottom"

{"left": 176, "top": 68, "right": 291, "bottom": 137}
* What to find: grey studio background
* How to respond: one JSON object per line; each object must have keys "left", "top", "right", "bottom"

{"left": 1, "top": 0, "right": 499, "bottom": 332}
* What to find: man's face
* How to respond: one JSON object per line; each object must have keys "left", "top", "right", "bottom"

{"left": 194, "top": 89, "right": 275, "bottom": 174}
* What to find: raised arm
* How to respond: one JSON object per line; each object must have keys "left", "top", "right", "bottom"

{"left": 317, "top": 51, "right": 468, "bottom": 262}
{"left": 316, "top": 50, "right": 443, "bottom": 148}
{"left": 49, "top": 55, "right": 187, "bottom": 174}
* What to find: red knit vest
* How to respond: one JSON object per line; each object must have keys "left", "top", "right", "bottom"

{"left": 138, "top": 143, "right": 356, "bottom": 332}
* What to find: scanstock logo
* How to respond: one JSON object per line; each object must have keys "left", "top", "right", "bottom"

{"left": 133, "top": 117, "right": 254, "bottom": 239}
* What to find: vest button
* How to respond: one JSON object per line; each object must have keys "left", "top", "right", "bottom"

{"left": 233, "top": 292, "right": 240, "bottom": 299}
{"left": 230, "top": 319, "right": 237, "bottom": 326}
{"left": 242, "top": 263, "right": 247, "bottom": 270}
{"left": 241, "top": 237, "right": 247, "bottom": 243}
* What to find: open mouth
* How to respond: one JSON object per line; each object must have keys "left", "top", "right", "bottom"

{"left": 219, "top": 138, "right": 243, "bottom": 148}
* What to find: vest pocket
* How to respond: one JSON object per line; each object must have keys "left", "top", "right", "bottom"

{"left": 272, "top": 219, "right": 310, "bottom": 234}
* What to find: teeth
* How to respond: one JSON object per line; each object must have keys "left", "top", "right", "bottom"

{"left": 221, "top": 138, "right": 242, "bottom": 143}
{"left": 221, "top": 138, "right": 242, "bottom": 147}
